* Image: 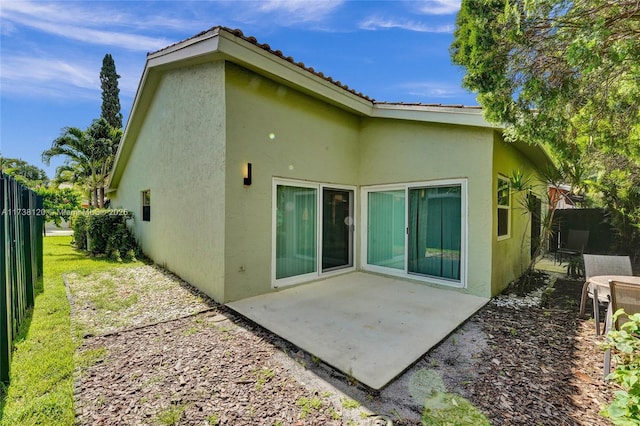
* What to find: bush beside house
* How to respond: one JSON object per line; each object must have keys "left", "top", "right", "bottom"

{"left": 72, "top": 209, "right": 139, "bottom": 261}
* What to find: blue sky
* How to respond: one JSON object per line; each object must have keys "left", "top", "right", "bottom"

{"left": 0, "top": 0, "right": 477, "bottom": 179}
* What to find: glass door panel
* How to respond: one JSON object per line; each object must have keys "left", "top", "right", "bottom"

{"left": 408, "top": 186, "right": 461, "bottom": 280}
{"left": 275, "top": 185, "right": 317, "bottom": 279}
{"left": 322, "top": 188, "right": 354, "bottom": 272}
{"left": 367, "top": 190, "right": 406, "bottom": 270}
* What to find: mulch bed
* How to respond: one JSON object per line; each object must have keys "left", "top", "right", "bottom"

{"left": 463, "top": 282, "right": 615, "bottom": 425}
{"left": 69, "top": 268, "right": 619, "bottom": 425}
{"left": 75, "top": 311, "right": 343, "bottom": 425}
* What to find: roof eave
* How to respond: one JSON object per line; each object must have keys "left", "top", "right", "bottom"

{"left": 371, "top": 103, "right": 494, "bottom": 128}
{"left": 215, "top": 30, "right": 373, "bottom": 116}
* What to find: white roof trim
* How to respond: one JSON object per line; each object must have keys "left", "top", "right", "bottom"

{"left": 372, "top": 103, "right": 493, "bottom": 128}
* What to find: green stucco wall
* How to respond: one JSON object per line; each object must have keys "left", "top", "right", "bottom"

{"left": 110, "top": 61, "right": 227, "bottom": 301}
{"left": 359, "top": 119, "right": 495, "bottom": 297}
{"left": 223, "top": 63, "right": 361, "bottom": 301}
{"left": 111, "top": 58, "right": 549, "bottom": 303}
{"left": 491, "top": 135, "right": 546, "bottom": 295}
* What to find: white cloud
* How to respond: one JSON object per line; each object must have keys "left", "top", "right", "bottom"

{"left": 359, "top": 16, "right": 454, "bottom": 33}
{"left": 1, "top": 55, "right": 99, "bottom": 99}
{"left": 399, "top": 82, "right": 463, "bottom": 99}
{"left": 24, "top": 19, "right": 170, "bottom": 51}
{"left": 0, "top": 1, "right": 193, "bottom": 30}
{"left": 3, "top": 56, "right": 95, "bottom": 89}
{"left": 0, "top": 51, "right": 146, "bottom": 102}
{"left": 1, "top": 1, "right": 177, "bottom": 51}
{"left": 256, "top": 0, "right": 344, "bottom": 22}
{"left": 226, "top": 0, "right": 345, "bottom": 27}
{"left": 414, "top": 0, "right": 461, "bottom": 15}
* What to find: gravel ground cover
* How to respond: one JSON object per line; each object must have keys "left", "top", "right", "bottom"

{"left": 66, "top": 265, "right": 617, "bottom": 425}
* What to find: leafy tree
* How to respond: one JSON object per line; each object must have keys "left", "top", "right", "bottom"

{"left": 588, "top": 153, "right": 640, "bottom": 258}
{"left": 35, "top": 187, "right": 81, "bottom": 235}
{"left": 43, "top": 118, "right": 121, "bottom": 208}
{"left": 451, "top": 0, "right": 640, "bottom": 159}
{"left": 44, "top": 53, "right": 123, "bottom": 208}
{"left": 42, "top": 124, "right": 101, "bottom": 207}
{"left": 100, "top": 54, "right": 123, "bottom": 129}
{"left": 86, "top": 118, "right": 122, "bottom": 205}
{"left": 0, "top": 157, "right": 49, "bottom": 188}
{"left": 42, "top": 118, "right": 119, "bottom": 207}
{"left": 451, "top": 0, "right": 640, "bottom": 257}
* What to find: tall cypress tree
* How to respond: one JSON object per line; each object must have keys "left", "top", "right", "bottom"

{"left": 99, "top": 54, "right": 123, "bottom": 129}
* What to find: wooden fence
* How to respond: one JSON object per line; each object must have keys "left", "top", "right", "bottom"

{"left": 551, "top": 208, "right": 616, "bottom": 255}
{"left": 1, "top": 173, "right": 44, "bottom": 384}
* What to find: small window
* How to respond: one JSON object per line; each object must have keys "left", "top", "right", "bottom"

{"left": 142, "top": 190, "right": 151, "bottom": 222}
{"left": 497, "top": 176, "right": 510, "bottom": 239}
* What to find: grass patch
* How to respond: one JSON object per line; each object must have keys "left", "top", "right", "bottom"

{"left": 295, "top": 396, "right": 323, "bottom": 419}
{"left": 66, "top": 263, "right": 208, "bottom": 336}
{"left": 341, "top": 397, "right": 360, "bottom": 409}
{"left": 422, "top": 392, "right": 491, "bottom": 426}
{"left": 0, "top": 236, "right": 142, "bottom": 425}
{"left": 206, "top": 413, "right": 220, "bottom": 425}
{"left": 155, "top": 402, "right": 187, "bottom": 425}
{"left": 89, "top": 278, "right": 139, "bottom": 312}
{"left": 75, "top": 346, "right": 107, "bottom": 372}
{"left": 254, "top": 367, "right": 275, "bottom": 390}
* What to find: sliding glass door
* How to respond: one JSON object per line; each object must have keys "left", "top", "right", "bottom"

{"left": 408, "top": 186, "right": 461, "bottom": 280}
{"left": 363, "top": 180, "right": 466, "bottom": 287}
{"left": 274, "top": 180, "right": 355, "bottom": 286}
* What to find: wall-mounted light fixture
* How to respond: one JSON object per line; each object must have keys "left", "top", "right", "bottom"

{"left": 243, "top": 163, "right": 252, "bottom": 186}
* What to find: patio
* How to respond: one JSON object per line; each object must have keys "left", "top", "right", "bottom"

{"left": 226, "top": 272, "right": 488, "bottom": 389}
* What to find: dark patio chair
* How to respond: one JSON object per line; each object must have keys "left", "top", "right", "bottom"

{"left": 555, "top": 229, "right": 589, "bottom": 264}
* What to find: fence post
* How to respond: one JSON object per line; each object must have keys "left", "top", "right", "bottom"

{"left": 36, "top": 195, "right": 44, "bottom": 279}
{"left": 1, "top": 174, "right": 10, "bottom": 383}
{"left": 22, "top": 188, "right": 34, "bottom": 307}
{"left": 7, "top": 177, "right": 19, "bottom": 340}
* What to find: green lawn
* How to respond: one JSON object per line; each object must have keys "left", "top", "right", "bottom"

{"left": 0, "top": 236, "right": 143, "bottom": 425}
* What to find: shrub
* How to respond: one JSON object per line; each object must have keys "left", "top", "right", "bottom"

{"left": 601, "top": 309, "right": 640, "bottom": 424}
{"left": 567, "top": 256, "right": 585, "bottom": 279}
{"left": 73, "top": 209, "right": 139, "bottom": 261}
{"left": 72, "top": 214, "right": 88, "bottom": 249}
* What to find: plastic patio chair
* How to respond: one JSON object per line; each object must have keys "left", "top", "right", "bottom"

{"left": 580, "top": 254, "right": 633, "bottom": 335}
{"left": 603, "top": 280, "right": 640, "bottom": 378}
{"left": 555, "top": 229, "right": 589, "bottom": 264}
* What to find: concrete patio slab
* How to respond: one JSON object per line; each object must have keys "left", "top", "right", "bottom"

{"left": 227, "top": 272, "right": 488, "bottom": 389}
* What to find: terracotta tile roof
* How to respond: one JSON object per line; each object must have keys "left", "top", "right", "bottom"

{"left": 149, "top": 26, "right": 479, "bottom": 109}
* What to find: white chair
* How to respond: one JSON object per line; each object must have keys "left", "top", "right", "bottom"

{"left": 579, "top": 254, "right": 633, "bottom": 335}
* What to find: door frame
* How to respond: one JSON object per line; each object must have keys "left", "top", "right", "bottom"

{"left": 321, "top": 186, "right": 355, "bottom": 273}
{"left": 360, "top": 179, "right": 468, "bottom": 289}
{"left": 272, "top": 178, "right": 356, "bottom": 288}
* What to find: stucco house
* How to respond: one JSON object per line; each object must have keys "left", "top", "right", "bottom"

{"left": 108, "top": 26, "right": 553, "bottom": 304}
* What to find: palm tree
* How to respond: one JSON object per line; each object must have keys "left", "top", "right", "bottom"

{"left": 43, "top": 119, "right": 122, "bottom": 208}
{"left": 86, "top": 118, "right": 122, "bottom": 206}
{"left": 42, "top": 126, "right": 101, "bottom": 207}
{"left": 42, "top": 117, "right": 122, "bottom": 207}
{"left": 51, "top": 163, "right": 92, "bottom": 204}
